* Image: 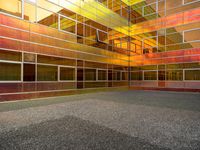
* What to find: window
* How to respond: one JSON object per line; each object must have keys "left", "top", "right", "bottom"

{"left": 98, "top": 70, "right": 107, "bottom": 80}
{"left": 0, "top": 62, "right": 21, "bottom": 81}
{"left": 166, "top": 70, "right": 183, "bottom": 81}
{"left": 24, "top": 2, "right": 36, "bottom": 22}
{"left": 143, "top": 36, "right": 157, "bottom": 53}
{"left": 121, "top": 7, "right": 129, "bottom": 19}
{"left": 166, "top": 63, "right": 200, "bottom": 69}
{"left": 77, "top": 23, "right": 84, "bottom": 36}
{"left": 59, "top": 8, "right": 76, "bottom": 20}
{"left": 0, "top": 0, "right": 22, "bottom": 18}
{"left": 24, "top": 53, "right": 36, "bottom": 63}
{"left": 158, "top": 71, "right": 165, "bottom": 80}
{"left": 117, "top": 71, "right": 121, "bottom": 80}
{"left": 60, "top": 15, "right": 76, "bottom": 34}
{"left": 23, "top": 64, "right": 35, "bottom": 81}
{"left": 60, "top": 67, "right": 75, "bottom": 80}
{"left": 131, "top": 72, "right": 142, "bottom": 80}
{"left": 184, "top": 29, "right": 200, "bottom": 42}
{"left": 37, "top": 65, "right": 58, "bottom": 81}
{"left": 85, "top": 25, "right": 96, "bottom": 40}
{"left": 85, "top": 61, "right": 107, "bottom": 69}
{"left": 37, "top": 8, "right": 58, "bottom": 29}
{"left": 77, "top": 68, "right": 83, "bottom": 81}
{"left": 140, "top": 65, "right": 157, "bottom": 70}
{"left": 97, "top": 30, "right": 108, "bottom": 43}
{"left": 108, "top": 70, "right": 112, "bottom": 80}
{"left": 143, "top": 2, "right": 157, "bottom": 16}
{"left": 185, "top": 70, "right": 200, "bottom": 80}
{"left": 85, "top": 69, "right": 96, "bottom": 81}
{"left": 0, "top": 50, "right": 21, "bottom": 62}
{"left": 37, "top": 55, "right": 76, "bottom": 66}
{"left": 144, "top": 71, "right": 157, "bottom": 80}
{"left": 122, "top": 72, "right": 128, "bottom": 80}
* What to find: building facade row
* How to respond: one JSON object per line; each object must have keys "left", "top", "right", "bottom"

{"left": 0, "top": 0, "right": 199, "bottom": 101}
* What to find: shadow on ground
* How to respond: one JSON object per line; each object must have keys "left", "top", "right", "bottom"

{"left": 0, "top": 115, "right": 170, "bottom": 150}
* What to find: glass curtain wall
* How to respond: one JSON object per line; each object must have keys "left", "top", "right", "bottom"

{"left": 0, "top": 0, "right": 199, "bottom": 100}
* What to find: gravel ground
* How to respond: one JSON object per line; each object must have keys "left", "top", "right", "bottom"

{"left": 0, "top": 116, "right": 169, "bottom": 150}
{"left": 0, "top": 90, "right": 200, "bottom": 150}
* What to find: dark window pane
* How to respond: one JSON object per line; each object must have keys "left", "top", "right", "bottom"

{"left": 77, "top": 69, "right": 83, "bottom": 81}
{"left": 23, "top": 64, "right": 35, "bottom": 81}
{"left": 108, "top": 70, "right": 112, "bottom": 80}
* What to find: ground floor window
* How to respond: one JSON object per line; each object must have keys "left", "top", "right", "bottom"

{"left": 23, "top": 64, "right": 35, "bottom": 81}
{"left": 185, "top": 70, "right": 200, "bottom": 80}
{"left": 37, "top": 65, "right": 58, "bottom": 81}
{"left": 0, "top": 62, "right": 21, "bottom": 81}
{"left": 60, "top": 67, "right": 75, "bottom": 81}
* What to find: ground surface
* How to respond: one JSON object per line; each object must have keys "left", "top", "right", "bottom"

{"left": 0, "top": 90, "right": 200, "bottom": 150}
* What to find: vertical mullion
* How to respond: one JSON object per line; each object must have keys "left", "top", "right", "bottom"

{"left": 21, "top": 0, "right": 24, "bottom": 19}
{"left": 21, "top": 52, "right": 24, "bottom": 82}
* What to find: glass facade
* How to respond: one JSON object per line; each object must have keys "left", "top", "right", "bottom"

{"left": 0, "top": 0, "right": 199, "bottom": 100}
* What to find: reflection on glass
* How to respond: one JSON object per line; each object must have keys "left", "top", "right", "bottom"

{"left": 98, "top": 70, "right": 107, "bottom": 80}
{"left": 60, "top": 16, "right": 76, "bottom": 34}
{"left": 0, "top": 50, "right": 21, "bottom": 61}
{"left": 144, "top": 71, "right": 157, "bottom": 80}
{"left": 85, "top": 69, "right": 96, "bottom": 81}
{"left": 0, "top": 62, "right": 21, "bottom": 81}
{"left": 0, "top": 0, "right": 22, "bottom": 17}
{"left": 185, "top": 70, "right": 200, "bottom": 80}
{"left": 37, "top": 8, "right": 58, "bottom": 29}
{"left": 60, "top": 67, "right": 75, "bottom": 80}
{"left": 37, "top": 65, "right": 58, "bottom": 81}
{"left": 166, "top": 70, "right": 183, "bottom": 81}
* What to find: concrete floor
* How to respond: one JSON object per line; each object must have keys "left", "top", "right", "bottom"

{"left": 0, "top": 90, "right": 200, "bottom": 150}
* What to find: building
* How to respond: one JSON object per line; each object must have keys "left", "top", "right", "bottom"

{"left": 0, "top": 0, "right": 199, "bottom": 101}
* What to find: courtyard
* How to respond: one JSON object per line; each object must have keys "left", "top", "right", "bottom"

{"left": 0, "top": 90, "right": 200, "bottom": 150}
